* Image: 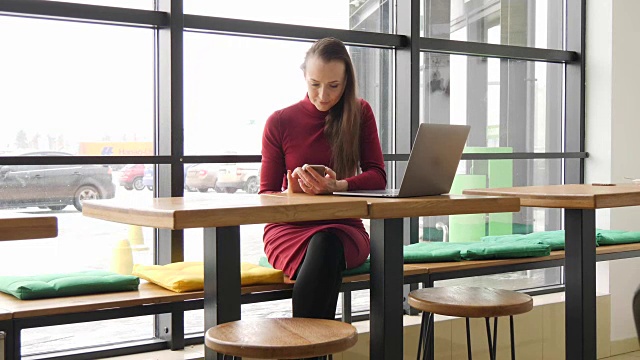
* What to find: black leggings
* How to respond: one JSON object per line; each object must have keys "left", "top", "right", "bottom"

{"left": 292, "top": 231, "right": 346, "bottom": 320}
{"left": 634, "top": 286, "right": 640, "bottom": 340}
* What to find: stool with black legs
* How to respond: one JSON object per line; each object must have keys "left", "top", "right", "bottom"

{"left": 408, "top": 286, "right": 533, "bottom": 360}
{"left": 205, "top": 317, "right": 358, "bottom": 359}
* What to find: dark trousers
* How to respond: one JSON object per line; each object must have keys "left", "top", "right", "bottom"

{"left": 291, "top": 231, "right": 346, "bottom": 360}
{"left": 634, "top": 285, "right": 640, "bottom": 340}
{"left": 292, "top": 231, "right": 346, "bottom": 320}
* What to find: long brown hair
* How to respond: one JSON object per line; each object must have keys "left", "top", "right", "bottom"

{"left": 301, "top": 37, "right": 360, "bottom": 179}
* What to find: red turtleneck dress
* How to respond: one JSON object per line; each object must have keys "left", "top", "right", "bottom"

{"left": 259, "top": 95, "right": 387, "bottom": 277}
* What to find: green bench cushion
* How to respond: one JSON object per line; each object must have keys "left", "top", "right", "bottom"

{"left": 403, "top": 242, "right": 464, "bottom": 263}
{"left": 0, "top": 271, "right": 140, "bottom": 300}
{"left": 343, "top": 259, "right": 370, "bottom": 276}
{"left": 407, "top": 240, "right": 550, "bottom": 261}
{"left": 461, "top": 240, "right": 551, "bottom": 260}
{"left": 481, "top": 229, "right": 640, "bottom": 249}
{"left": 596, "top": 229, "right": 640, "bottom": 245}
{"left": 481, "top": 230, "right": 567, "bottom": 251}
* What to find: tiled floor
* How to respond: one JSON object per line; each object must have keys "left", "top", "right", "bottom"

{"left": 606, "top": 350, "right": 640, "bottom": 359}
{"left": 99, "top": 344, "right": 204, "bottom": 359}
{"left": 103, "top": 347, "right": 640, "bottom": 360}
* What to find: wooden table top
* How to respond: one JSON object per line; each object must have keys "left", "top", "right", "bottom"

{"left": 462, "top": 183, "right": 640, "bottom": 209}
{"left": 0, "top": 213, "right": 58, "bottom": 241}
{"left": 82, "top": 194, "right": 369, "bottom": 229}
{"left": 361, "top": 194, "right": 521, "bottom": 219}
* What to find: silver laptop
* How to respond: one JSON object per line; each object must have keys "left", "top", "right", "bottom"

{"left": 333, "top": 123, "right": 470, "bottom": 198}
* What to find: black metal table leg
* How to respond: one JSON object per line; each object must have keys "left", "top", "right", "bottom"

{"left": 370, "top": 218, "right": 405, "bottom": 360}
{"left": 341, "top": 290, "right": 352, "bottom": 323}
{"left": 510, "top": 315, "right": 515, "bottom": 360}
{"left": 0, "top": 320, "right": 14, "bottom": 360}
{"left": 422, "top": 278, "right": 435, "bottom": 360}
{"left": 466, "top": 317, "right": 472, "bottom": 360}
{"left": 420, "top": 312, "right": 433, "bottom": 360}
{"left": 417, "top": 311, "right": 428, "bottom": 360}
{"left": 492, "top": 317, "right": 498, "bottom": 360}
{"left": 484, "top": 317, "right": 499, "bottom": 360}
{"left": 485, "top": 318, "right": 493, "bottom": 358}
{"left": 203, "top": 226, "right": 241, "bottom": 360}
{"left": 564, "top": 209, "right": 597, "bottom": 360}
{"left": 11, "top": 321, "right": 20, "bottom": 360}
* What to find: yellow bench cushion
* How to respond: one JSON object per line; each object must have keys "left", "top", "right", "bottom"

{"left": 132, "top": 262, "right": 284, "bottom": 293}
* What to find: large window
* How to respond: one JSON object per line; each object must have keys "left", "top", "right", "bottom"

{"left": 183, "top": 35, "right": 393, "bottom": 154}
{"left": 422, "top": 0, "right": 563, "bottom": 49}
{"left": 0, "top": 0, "right": 583, "bottom": 358}
{"left": 185, "top": 0, "right": 392, "bottom": 33}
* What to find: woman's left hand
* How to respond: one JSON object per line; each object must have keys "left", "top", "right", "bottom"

{"left": 293, "top": 165, "right": 348, "bottom": 195}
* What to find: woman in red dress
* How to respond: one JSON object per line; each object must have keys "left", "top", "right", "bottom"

{"left": 259, "top": 37, "right": 386, "bottom": 322}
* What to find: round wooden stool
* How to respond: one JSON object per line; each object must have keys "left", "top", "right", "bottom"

{"left": 408, "top": 286, "right": 533, "bottom": 360}
{"left": 205, "top": 317, "right": 358, "bottom": 359}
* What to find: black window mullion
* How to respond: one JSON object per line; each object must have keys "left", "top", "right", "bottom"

{"left": 420, "top": 37, "right": 576, "bottom": 63}
{"left": 0, "top": 0, "right": 167, "bottom": 27}
{"left": 183, "top": 14, "right": 405, "bottom": 49}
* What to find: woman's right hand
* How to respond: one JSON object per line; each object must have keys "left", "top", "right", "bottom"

{"left": 285, "top": 170, "right": 304, "bottom": 193}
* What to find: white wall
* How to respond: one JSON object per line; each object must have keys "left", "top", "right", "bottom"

{"left": 586, "top": 0, "right": 640, "bottom": 342}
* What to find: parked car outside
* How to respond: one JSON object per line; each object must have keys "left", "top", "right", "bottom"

{"left": 0, "top": 151, "right": 116, "bottom": 211}
{"left": 185, "top": 163, "right": 220, "bottom": 193}
{"left": 216, "top": 164, "right": 260, "bottom": 194}
{"left": 142, "top": 165, "right": 153, "bottom": 190}
{"left": 183, "top": 163, "right": 198, "bottom": 192}
{"left": 119, "top": 164, "right": 145, "bottom": 191}
{"left": 136, "top": 164, "right": 200, "bottom": 192}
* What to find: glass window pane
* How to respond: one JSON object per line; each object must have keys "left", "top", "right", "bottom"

{"left": 434, "top": 268, "right": 562, "bottom": 291}
{"left": 0, "top": 163, "right": 157, "bottom": 354}
{"left": 37, "top": 0, "right": 154, "bottom": 10}
{"left": 0, "top": 17, "right": 154, "bottom": 153}
{"left": 22, "top": 317, "right": 155, "bottom": 356}
{"left": 185, "top": 0, "right": 392, "bottom": 33}
{"left": 422, "top": 0, "right": 564, "bottom": 50}
{"left": 0, "top": 163, "right": 158, "bottom": 275}
{"left": 421, "top": 158, "right": 563, "bottom": 241}
{"left": 183, "top": 34, "right": 393, "bottom": 155}
{"left": 420, "top": 53, "right": 563, "bottom": 153}
{"left": 420, "top": 158, "right": 564, "bottom": 291}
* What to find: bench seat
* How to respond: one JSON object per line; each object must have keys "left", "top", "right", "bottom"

{"left": 0, "top": 282, "right": 204, "bottom": 319}
{"left": 0, "top": 308, "right": 10, "bottom": 321}
{"left": 409, "top": 250, "right": 567, "bottom": 274}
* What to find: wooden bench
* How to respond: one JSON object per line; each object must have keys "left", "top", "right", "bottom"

{"left": 407, "top": 242, "right": 640, "bottom": 286}
{"left": 0, "top": 283, "right": 206, "bottom": 359}
{"left": 2, "top": 242, "right": 640, "bottom": 359}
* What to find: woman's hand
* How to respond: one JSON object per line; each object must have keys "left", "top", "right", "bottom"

{"left": 284, "top": 170, "right": 304, "bottom": 193}
{"left": 292, "top": 164, "right": 348, "bottom": 195}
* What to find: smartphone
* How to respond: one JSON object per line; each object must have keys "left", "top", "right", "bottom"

{"left": 304, "top": 165, "right": 326, "bottom": 177}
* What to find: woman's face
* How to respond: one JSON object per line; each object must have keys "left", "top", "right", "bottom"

{"left": 304, "top": 56, "right": 346, "bottom": 112}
